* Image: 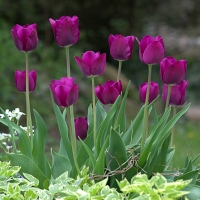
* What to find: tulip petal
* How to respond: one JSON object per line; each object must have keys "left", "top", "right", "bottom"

{"left": 162, "top": 61, "right": 186, "bottom": 84}
{"left": 75, "top": 117, "right": 88, "bottom": 140}
{"left": 91, "top": 53, "right": 106, "bottom": 76}
{"left": 66, "top": 84, "right": 78, "bottom": 106}
{"left": 142, "top": 41, "right": 164, "bottom": 65}
{"left": 75, "top": 56, "right": 91, "bottom": 76}
{"left": 16, "top": 72, "right": 26, "bottom": 92}
{"left": 60, "top": 77, "right": 74, "bottom": 86}
{"left": 55, "top": 85, "right": 71, "bottom": 107}
{"left": 50, "top": 84, "right": 62, "bottom": 106}
{"left": 103, "top": 86, "right": 120, "bottom": 104}
{"left": 110, "top": 35, "right": 131, "bottom": 60}
{"left": 139, "top": 35, "right": 155, "bottom": 56}
{"left": 94, "top": 85, "right": 105, "bottom": 104}
{"left": 56, "top": 18, "right": 80, "bottom": 47}
{"left": 108, "top": 34, "right": 115, "bottom": 47}
{"left": 82, "top": 51, "right": 99, "bottom": 67}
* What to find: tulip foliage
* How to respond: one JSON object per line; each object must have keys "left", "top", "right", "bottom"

{"left": 0, "top": 16, "right": 200, "bottom": 199}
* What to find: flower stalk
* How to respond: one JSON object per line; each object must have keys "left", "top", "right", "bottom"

{"left": 65, "top": 47, "right": 70, "bottom": 77}
{"left": 165, "top": 85, "right": 172, "bottom": 110}
{"left": 25, "top": 52, "right": 33, "bottom": 150}
{"left": 141, "top": 64, "right": 152, "bottom": 150}
{"left": 91, "top": 76, "right": 97, "bottom": 148}
{"left": 117, "top": 60, "right": 122, "bottom": 81}
{"left": 69, "top": 106, "right": 81, "bottom": 176}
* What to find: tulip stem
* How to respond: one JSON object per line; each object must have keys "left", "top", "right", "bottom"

{"left": 141, "top": 64, "right": 152, "bottom": 150}
{"left": 171, "top": 106, "right": 177, "bottom": 148}
{"left": 165, "top": 85, "right": 172, "bottom": 110}
{"left": 25, "top": 52, "right": 33, "bottom": 150}
{"left": 117, "top": 61, "right": 122, "bottom": 81}
{"left": 65, "top": 47, "right": 70, "bottom": 77}
{"left": 91, "top": 77, "right": 97, "bottom": 148}
{"left": 69, "top": 106, "right": 81, "bottom": 176}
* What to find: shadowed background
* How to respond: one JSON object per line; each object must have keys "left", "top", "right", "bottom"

{"left": 1, "top": 0, "right": 200, "bottom": 167}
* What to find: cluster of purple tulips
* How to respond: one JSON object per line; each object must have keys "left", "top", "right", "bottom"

{"left": 11, "top": 15, "right": 188, "bottom": 143}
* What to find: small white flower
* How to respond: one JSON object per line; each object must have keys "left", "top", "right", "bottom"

{"left": 12, "top": 108, "right": 25, "bottom": 121}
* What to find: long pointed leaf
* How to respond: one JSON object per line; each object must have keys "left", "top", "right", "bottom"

{"left": 32, "top": 110, "right": 51, "bottom": 178}
{"left": 51, "top": 92, "right": 74, "bottom": 167}
{"left": 115, "top": 81, "right": 130, "bottom": 133}
{"left": 7, "top": 153, "right": 49, "bottom": 189}
{"left": 51, "top": 150, "right": 72, "bottom": 179}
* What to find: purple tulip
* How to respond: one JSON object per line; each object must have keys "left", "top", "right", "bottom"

{"left": 15, "top": 70, "right": 37, "bottom": 92}
{"left": 74, "top": 117, "right": 88, "bottom": 140}
{"left": 162, "top": 80, "right": 188, "bottom": 106}
{"left": 50, "top": 77, "right": 78, "bottom": 107}
{"left": 108, "top": 34, "right": 134, "bottom": 61}
{"left": 139, "top": 82, "right": 160, "bottom": 103}
{"left": 136, "top": 35, "right": 165, "bottom": 65}
{"left": 74, "top": 51, "right": 106, "bottom": 77}
{"left": 49, "top": 16, "right": 80, "bottom": 47}
{"left": 11, "top": 24, "right": 39, "bottom": 52}
{"left": 160, "top": 56, "right": 187, "bottom": 85}
{"left": 95, "top": 80, "right": 122, "bottom": 105}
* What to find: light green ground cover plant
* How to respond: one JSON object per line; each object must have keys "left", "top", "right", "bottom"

{"left": 0, "top": 161, "right": 192, "bottom": 199}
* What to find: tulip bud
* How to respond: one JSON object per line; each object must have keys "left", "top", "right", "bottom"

{"left": 15, "top": 70, "right": 37, "bottom": 92}
{"left": 136, "top": 35, "right": 165, "bottom": 65}
{"left": 74, "top": 51, "right": 106, "bottom": 77}
{"left": 162, "top": 80, "right": 188, "bottom": 106}
{"left": 160, "top": 56, "right": 187, "bottom": 85}
{"left": 74, "top": 117, "right": 88, "bottom": 140}
{"left": 95, "top": 80, "right": 122, "bottom": 105}
{"left": 50, "top": 77, "right": 78, "bottom": 107}
{"left": 49, "top": 16, "right": 80, "bottom": 47}
{"left": 139, "top": 82, "right": 160, "bottom": 103}
{"left": 11, "top": 24, "right": 39, "bottom": 52}
{"left": 108, "top": 34, "right": 134, "bottom": 61}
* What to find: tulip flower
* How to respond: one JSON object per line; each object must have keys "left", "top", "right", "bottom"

{"left": 139, "top": 81, "right": 160, "bottom": 103}
{"left": 160, "top": 56, "right": 187, "bottom": 85}
{"left": 108, "top": 34, "right": 134, "bottom": 61}
{"left": 162, "top": 80, "right": 188, "bottom": 106}
{"left": 11, "top": 24, "right": 39, "bottom": 52}
{"left": 50, "top": 77, "right": 78, "bottom": 107}
{"left": 136, "top": 35, "right": 164, "bottom": 65}
{"left": 74, "top": 51, "right": 106, "bottom": 77}
{"left": 95, "top": 80, "right": 122, "bottom": 105}
{"left": 49, "top": 16, "right": 80, "bottom": 47}
{"left": 74, "top": 117, "right": 88, "bottom": 140}
{"left": 15, "top": 70, "right": 37, "bottom": 92}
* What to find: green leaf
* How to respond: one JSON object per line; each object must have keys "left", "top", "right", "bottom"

{"left": 77, "top": 133, "right": 94, "bottom": 169}
{"left": 94, "top": 136, "right": 109, "bottom": 175}
{"left": 51, "top": 92, "right": 74, "bottom": 167}
{"left": 51, "top": 150, "right": 72, "bottom": 179}
{"left": 138, "top": 106, "right": 171, "bottom": 168}
{"left": 175, "top": 169, "right": 199, "bottom": 185}
{"left": 79, "top": 139, "right": 96, "bottom": 169}
{"left": 149, "top": 103, "right": 191, "bottom": 170}
{"left": 106, "top": 128, "right": 127, "bottom": 185}
{"left": 106, "top": 128, "right": 127, "bottom": 170}
{"left": 183, "top": 184, "right": 200, "bottom": 200}
{"left": 32, "top": 110, "right": 50, "bottom": 178}
{"left": 18, "top": 128, "right": 32, "bottom": 159}
{"left": 7, "top": 153, "right": 49, "bottom": 189}
{"left": 96, "top": 96, "right": 121, "bottom": 155}
{"left": 115, "top": 81, "right": 130, "bottom": 133}
{"left": 23, "top": 173, "right": 39, "bottom": 186}
{"left": 87, "top": 104, "right": 94, "bottom": 136}
{"left": 152, "top": 133, "right": 171, "bottom": 174}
